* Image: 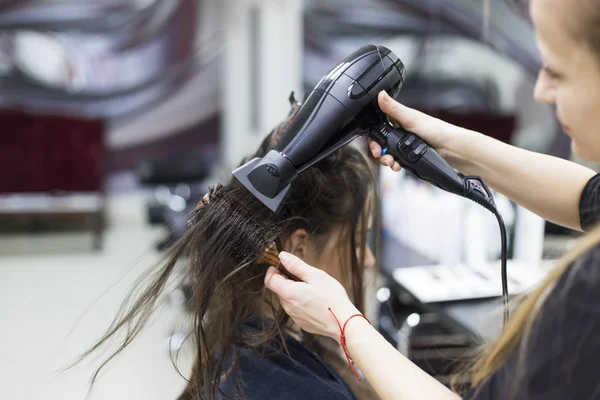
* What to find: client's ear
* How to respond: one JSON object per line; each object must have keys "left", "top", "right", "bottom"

{"left": 283, "top": 229, "right": 311, "bottom": 259}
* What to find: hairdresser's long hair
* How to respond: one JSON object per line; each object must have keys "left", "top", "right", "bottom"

{"left": 458, "top": 0, "right": 600, "bottom": 394}
{"left": 459, "top": 226, "right": 600, "bottom": 391}
{"left": 79, "top": 104, "right": 380, "bottom": 400}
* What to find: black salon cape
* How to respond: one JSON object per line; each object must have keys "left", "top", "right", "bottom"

{"left": 463, "top": 174, "right": 600, "bottom": 399}
{"left": 216, "top": 319, "right": 357, "bottom": 400}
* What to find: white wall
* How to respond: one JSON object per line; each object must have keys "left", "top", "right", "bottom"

{"left": 221, "top": 0, "right": 304, "bottom": 170}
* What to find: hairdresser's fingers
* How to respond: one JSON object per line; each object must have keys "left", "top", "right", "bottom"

{"left": 265, "top": 266, "right": 279, "bottom": 284}
{"left": 370, "top": 138, "right": 403, "bottom": 171}
{"left": 278, "top": 251, "right": 323, "bottom": 283}
{"left": 265, "top": 265, "right": 295, "bottom": 287}
{"left": 379, "top": 155, "right": 396, "bottom": 168}
{"left": 369, "top": 140, "right": 382, "bottom": 158}
{"left": 377, "top": 90, "right": 462, "bottom": 156}
{"left": 264, "top": 267, "right": 297, "bottom": 297}
{"left": 378, "top": 91, "right": 424, "bottom": 131}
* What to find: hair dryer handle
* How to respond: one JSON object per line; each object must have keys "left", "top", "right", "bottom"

{"left": 378, "top": 125, "right": 466, "bottom": 197}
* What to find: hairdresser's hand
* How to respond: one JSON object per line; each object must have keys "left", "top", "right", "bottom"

{"left": 265, "top": 252, "right": 360, "bottom": 342}
{"left": 371, "top": 91, "right": 460, "bottom": 171}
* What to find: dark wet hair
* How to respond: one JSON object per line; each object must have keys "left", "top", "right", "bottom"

{"left": 80, "top": 104, "right": 379, "bottom": 399}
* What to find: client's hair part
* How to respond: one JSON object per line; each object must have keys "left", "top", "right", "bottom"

{"left": 80, "top": 104, "right": 380, "bottom": 400}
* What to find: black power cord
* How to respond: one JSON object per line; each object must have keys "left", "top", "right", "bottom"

{"left": 464, "top": 176, "right": 510, "bottom": 329}
{"left": 494, "top": 207, "right": 509, "bottom": 328}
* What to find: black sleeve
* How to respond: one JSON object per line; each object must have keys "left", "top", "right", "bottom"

{"left": 464, "top": 245, "right": 600, "bottom": 400}
{"left": 580, "top": 173, "right": 600, "bottom": 231}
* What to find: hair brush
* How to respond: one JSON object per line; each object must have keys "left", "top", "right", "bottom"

{"left": 257, "top": 242, "right": 300, "bottom": 282}
{"left": 196, "top": 193, "right": 300, "bottom": 282}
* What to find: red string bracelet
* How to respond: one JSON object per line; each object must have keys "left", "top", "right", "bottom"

{"left": 328, "top": 307, "right": 371, "bottom": 381}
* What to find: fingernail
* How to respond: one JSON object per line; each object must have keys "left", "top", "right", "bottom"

{"left": 279, "top": 252, "right": 290, "bottom": 263}
{"left": 387, "top": 159, "right": 394, "bottom": 167}
{"left": 381, "top": 91, "right": 390, "bottom": 103}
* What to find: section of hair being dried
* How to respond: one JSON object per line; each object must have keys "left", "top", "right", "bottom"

{"left": 187, "top": 184, "right": 282, "bottom": 267}
{"left": 182, "top": 183, "right": 295, "bottom": 400}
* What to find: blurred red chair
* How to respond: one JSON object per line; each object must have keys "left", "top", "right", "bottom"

{"left": 0, "top": 111, "right": 106, "bottom": 249}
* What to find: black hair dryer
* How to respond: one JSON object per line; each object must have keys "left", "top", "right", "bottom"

{"left": 233, "top": 44, "right": 495, "bottom": 214}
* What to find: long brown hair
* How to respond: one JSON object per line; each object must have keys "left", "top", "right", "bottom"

{"left": 460, "top": 0, "right": 600, "bottom": 392}
{"left": 79, "top": 105, "right": 380, "bottom": 399}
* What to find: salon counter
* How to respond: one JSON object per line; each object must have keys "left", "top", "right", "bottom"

{"left": 379, "top": 232, "right": 505, "bottom": 343}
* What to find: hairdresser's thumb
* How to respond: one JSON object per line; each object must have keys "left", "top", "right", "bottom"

{"left": 377, "top": 91, "right": 420, "bottom": 131}
{"left": 278, "top": 252, "right": 319, "bottom": 282}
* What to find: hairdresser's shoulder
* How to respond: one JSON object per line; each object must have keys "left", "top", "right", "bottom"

{"left": 515, "top": 242, "right": 600, "bottom": 400}
{"left": 571, "top": 242, "right": 600, "bottom": 285}
{"left": 552, "top": 242, "right": 600, "bottom": 306}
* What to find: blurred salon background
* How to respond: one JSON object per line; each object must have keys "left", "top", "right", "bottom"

{"left": 0, "top": 1, "right": 588, "bottom": 399}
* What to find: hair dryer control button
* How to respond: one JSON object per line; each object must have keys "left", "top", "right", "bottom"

{"left": 408, "top": 143, "right": 427, "bottom": 161}
{"left": 414, "top": 143, "right": 427, "bottom": 155}
{"left": 400, "top": 134, "right": 417, "bottom": 150}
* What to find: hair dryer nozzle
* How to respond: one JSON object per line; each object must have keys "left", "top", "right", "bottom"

{"left": 232, "top": 150, "right": 297, "bottom": 213}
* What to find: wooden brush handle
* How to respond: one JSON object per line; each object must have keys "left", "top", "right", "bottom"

{"left": 258, "top": 243, "right": 302, "bottom": 282}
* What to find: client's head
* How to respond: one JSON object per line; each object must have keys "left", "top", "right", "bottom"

{"left": 194, "top": 108, "right": 377, "bottom": 304}
{"left": 82, "top": 106, "right": 379, "bottom": 400}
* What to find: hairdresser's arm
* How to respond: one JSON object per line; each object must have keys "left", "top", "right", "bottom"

{"left": 375, "top": 91, "right": 596, "bottom": 231}
{"left": 341, "top": 315, "right": 459, "bottom": 400}
{"left": 265, "top": 253, "right": 460, "bottom": 400}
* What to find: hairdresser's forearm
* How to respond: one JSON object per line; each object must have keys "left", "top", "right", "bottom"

{"left": 445, "top": 128, "right": 595, "bottom": 231}
{"left": 343, "top": 318, "right": 459, "bottom": 400}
